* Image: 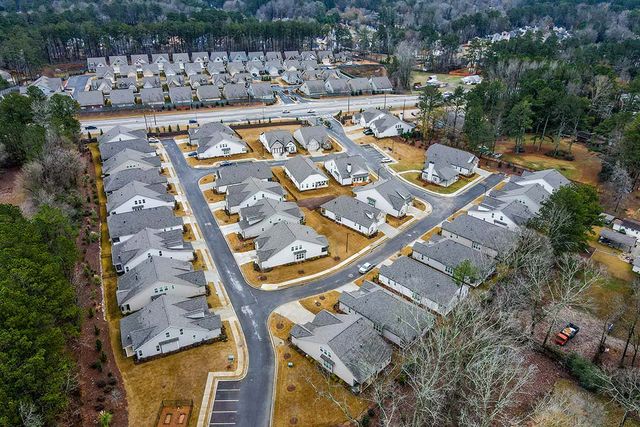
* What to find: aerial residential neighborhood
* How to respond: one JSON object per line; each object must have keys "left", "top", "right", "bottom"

{"left": 1, "top": 1, "right": 640, "bottom": 427}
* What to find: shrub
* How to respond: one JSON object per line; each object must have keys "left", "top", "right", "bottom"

{"left": 100, "top": 351, "right": 107, "bottom": 363}
{"left": 565, "top": 353, "right": 603, "bottom": 392}
{"left": 95, "top": 339, "right": 102, "bottom": 352}
{"left": 87, "top": 307, "right": 95, "bottom": 318}
{"left": 361, "top": 414, "right": 371, "bottom": 427}
{"left": 94, "top": 324, "right": 100, "bottom": 336}
{"left": 96, "top": 379, "right": 106, "bottom": 388}
{"left": 91, "top": 360, "right": 102, "bottom": 372}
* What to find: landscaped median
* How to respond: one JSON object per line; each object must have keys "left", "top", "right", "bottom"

{"left": 89, "top": 143, "right": 240, "bottom": 427}
{"left": 240, "top": 208, "right": 385, "bottom": 288}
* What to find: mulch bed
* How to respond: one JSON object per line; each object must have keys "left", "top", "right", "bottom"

{"left": 296, "top": 195, "right": 335, "bottom": 210}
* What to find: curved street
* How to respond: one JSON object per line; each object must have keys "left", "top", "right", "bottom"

{"left": 159, "top": 119, "right": 502, "bottom": 427}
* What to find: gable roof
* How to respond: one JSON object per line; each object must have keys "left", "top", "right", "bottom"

{"left": 301, "top": 80, "right": 326, "bottom": 95}
{"left": 327, "top": 154, "right": 369, "bottom": 179}
{"left": 130, "top": 54, "right": 149, "bottom": 65}
{"left": 249, "top": 82, "right": 274, "bottom": 98}
{"left": 169, "top": 86, "right": 193, "bottom": 103}
{"left": 284, "top": 156, "right": 327, "bottom": 183}
{"left": 239, "top": 199, "right": 303, "bottom": 231}
{"left": 222, "top": 83, "right": 249, "bottom": 100}
{"left": 98, "top": 125, "right": 147, "bottom": 144}
{"left": 213, "top": 161, "right": 272, "bottom": 189}
{"left": 75, "top": 90, "right": 104, "bottom": 107}
{"left": 102, "top": 148, "right": 161, "bottom": 173}
{"left": 140, "top": 87, "right": 165, "bottom": 104}
{"left": 110, "top": 89, "right": 135, "bottom": 105}
{"left": 321, "top": 195, "right": 382, "bottom": 228}
{"left": 513, "top": 169, "right": 571, "bottom": 191}
{"left": 120, "top": 295, "right": 220, "bottom": 351}
{"left": 112, "top": 227, "right": 190, "bottom": 267}
{"left": 370, "top": 76, "right": 393, "bottom": 90}
{"left": 196, "top": 132, "right": 247, "bottom": 155}
{"left": 293, "top": 126, "right": 330, "bottom": 148}
{"left": 104, "top": 168, "right": 166, "bottom": 193}
{"left": 107, "top": 207, "right": 182, "bottom": 241}
{"left": 441, "top": 214, "right": 516, "bottom": 253}
{"left": 261, "top": 130, "right": 295, "bottom": 150}
{"left": 425, "top": 143, "right": 478, "bottom": 172}
{"left": 348, "top": 77, "right": 371, "bottom": 92}
{"left": 290, "top": 310, "right": 392, "bottom": 384}
{"left": 413, "top": 237, "right": 496, "bottom": 276}
{"left": 226, "top": 177, "right": 285, "bottom": 208}
{"left": 325, "top": 77, "right": 350, "bottom": 93}
{"left": 353, "top": 178, "right": 412, "bottom": 211}
{"left": 196, "top": 85, "right": 221, "bottom": 101}
{"left": 189, "top": 122, "right": 235, "bottom": 140}
{"left": 379, "top": 256, "right": 461, "bottom": 308}
{"left": 99, "top": 138, "right": 155, "bottom": 160}
{"left": 106, "top": 181, "right": 173, "bottom": 212}
{"left": 255, "top": 222, "right": 327, "bottom": 263}
{"left": 339, "top": 281, "right": 434, "bottom": 344}
{"left": 370, "top": 114, "right": 413, "bottom": 134}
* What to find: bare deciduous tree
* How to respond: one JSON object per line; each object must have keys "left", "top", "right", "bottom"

{"left": 18, "top": 401, "right": 43, "bottom": 427}
{"left": 393, "top": 41, "right": 416, "bottom": 91}
{"left": 598, "top": 367, "right": 640, "bottom": 427}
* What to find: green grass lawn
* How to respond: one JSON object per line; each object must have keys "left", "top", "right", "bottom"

{"left": 410, "top": 71, "right": 463, "bottom": 91}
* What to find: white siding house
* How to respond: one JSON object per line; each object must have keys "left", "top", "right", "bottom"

{"left": 283, "top": 156, "right": 329, "bottom": 192}
{"left": 320, "top": 196, "right": 385, "bottom": 237}
{"left": 255, "top": 222, "right": 328, "bottom": 270}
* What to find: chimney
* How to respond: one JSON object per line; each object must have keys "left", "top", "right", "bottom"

{"left": 346, "top": 163, "right": 352, "bottom": 174}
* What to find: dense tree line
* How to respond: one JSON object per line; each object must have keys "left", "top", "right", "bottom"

{"left": 0, "top": 204, "right": 80, "bottom": 426}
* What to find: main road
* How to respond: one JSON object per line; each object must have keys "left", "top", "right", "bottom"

{"left": 151, "top": 114, "right": 502, "bottom": 426}
{"left": 80, "top": 94, "right": 419, "bottom": 132}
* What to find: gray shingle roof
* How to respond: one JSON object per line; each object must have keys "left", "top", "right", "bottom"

{"left": 169, "top": 86, "right": 193, "bottom": 103}
{"left": 109, "top": 55, "right": 128, "bottom": 65}
{"left": 600, "top": 228, "right": 637, "bottom": 248}
{"left": 379, "top": 256, "right": 461, "bottom": 309}
{"left": 130, "top": 54, "right": 149, "bottom": 65}
{"left": 293, "top": 126, "right": 330, "bottom": 149}
{"left": 262, "top": 130, "right": 295, "bottom": 150}
{"left": 370, "top": 76, "right": 393, "bottom": 90}
{"left": 189, "top": 122, "right": 235, "bottom": 141}
{"left": 370, "top": 114, "right": 412, "bottom": 134}
{"left": 196, "top": 132, "right": 247, "bottom": 155}
{"left": 514, "top": 169, "right": 570, "bottom": 191}
{"left": 255, "top": 222, "right": 327, "bottom": 263}
{"left": 75, "top": 90, "right": 104, "bottom": 107}
{"left": 141, "top": 64, "right": 160, "bottom": 75}
{"left": 196, "top": 85, "right": 221, "bottom": 101}
{"left": 116, "top": 256, "right": 205, "bottom": 307}
{"left": 325, "top": 78, "right": 350, "bottom": 93}
{"left": 291, "top": 310, "right": 392, "bottom": 385}
{"left": 107, "top": 207, "right": 182, "bottom": 241}
{"left": 110, "top": 89, "right": 135, "bottom": 106}
{"left": 98, "top": 126, "right": 147, "bottom": 144}
{"left": 327, "top": 154, "right": 369, "bottom": 180}
{"left": 284, "top": 156, "right": 327, "bottom": 184}
{"left": 492, "top": 182, "right": 550, "bottom": 207}
{"left": 151, "top": 54, "right": 170, "bottom": 63}
{"left": 353, "top": 178, "right": 413, "bottom": 211}
{"left": 348, "top": 77, "right": 371, "bottom": 92}
{"left": 102, "top": 148, "right": 161, "bottom": 174}
{"left": 112, "top": 227, "right": 191, "bottom": 268}
{"left": 425, "top": 143, "right": 478, "bottom": 172}
{"left": 104, "top": 168, "right": 166, "bottom": 193}
{"left": 120, "top": 295, "right": 220, "bottom": 351}
{"left": 284, "top": 51, "right": 300, "bottom": 59}
{"left": 249, "top": 82, "right": 274, "bottom": 99}
{"left": 441, "top": 214, "right": 516, "bottom": 253}
{"left": 213, "top": 161, "right": 272, "bottom": 190}
{"left": 239, "top": 199, "right": 303, "bottom": 231}
{"left": 226, "top": 177, "right": 285, "bottom": 209}
{"left": 222, "top": 83, "right": 249, "bottom": 100}
{"left": 172, "top": 52, "right": 190, "bottom": 63}
{"left": 358, "top": 108, "right": 388, "bottom": 124}
{"left": 207, "top": 62, "right": 227, "bottom": 74}
{"left": 140, "top": 87, "right": 165, "bottom": 104}
{"left": 321, "top": 195, "right": 382, "bottom": 228}
{"left": 412, "top": 238, "right": 495, "bottom": 277}
{"left": 106, "top": 181, "right": 173, "bottom": 212}
{"left": 265, "top": 52, "right": 283, "bottom": 61}
{"left": 99, "top": 139, "right": 154, "bottom": 160}
{"left": 302, "top": 80, "right": 326, "bottom": 95}
{"left": 142, "top": 76, "right": 161, "bottom": 88}
{"left": 339, "top": 281, "right": 434, "bottom": 345}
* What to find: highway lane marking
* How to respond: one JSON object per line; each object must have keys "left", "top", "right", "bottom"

{"left": 215, "top": 399, "right": 240, "bottom": 402}
{"left": 213, "top": 410, "right": 238, "bottom": 413}
{"left": 210, "top": 423, "right": 236, "bottom": 426}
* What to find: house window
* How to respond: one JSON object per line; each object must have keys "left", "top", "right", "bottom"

{"left": 472, "top": 242, "right": 481, "bottom": 250}
{"left": 165, "top": 332, "right": 170, "bottom": 338}
{"left": 445, "top": 266, "right": 453, "bottom": 274}
{"left": 295, "top": 252, "right": 305, "bottom": 260}
{"left": 156, "top": 345, "right": 160, "bottom": 352}
{"left": 180, "top": 329, "right": 184, "bottom": 335}
{"left": 159, "top": 250, "right": 163, "bottom": 256}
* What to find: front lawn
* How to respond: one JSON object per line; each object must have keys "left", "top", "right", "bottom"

{"left": 299, "top": 290, "right": 341, "bottom": 314}
{"left": 225, "top": 233, "right": 255, "bottom": 252}
{"left": 213, "top": 209, "right": 239, "bottom": 225}
{"left": 400, "top": 171, "right": 478, "bottom": 194}
{"left": 272, "top": 166, "right": 358, "bottom": 201}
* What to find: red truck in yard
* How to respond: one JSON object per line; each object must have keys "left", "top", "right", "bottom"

{"left": 555, "top": 323, "right": 580, "bottom": 346}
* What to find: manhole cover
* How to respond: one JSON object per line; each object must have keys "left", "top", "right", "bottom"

{"left": 276, "top": 323, "right": 284, "bottom": 330}
{"left": 287, "top": 384, "right": 296, "bottom": 392}
{"left": 284, "top": 353, "right": 291, "bottom": 359}
{"left": 290, "top": 417, "right": 298, "bottom": 425}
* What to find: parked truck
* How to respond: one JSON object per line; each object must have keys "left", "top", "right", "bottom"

{"left": 555, "top": 323, "right": 580, "bottom": 346}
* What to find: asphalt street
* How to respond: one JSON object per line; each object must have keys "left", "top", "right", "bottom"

{"left": 160, "top": 120, "right": 502, "bottom": 426}
{"left": 81, "top": 94, "right": 419, "bottom": 132}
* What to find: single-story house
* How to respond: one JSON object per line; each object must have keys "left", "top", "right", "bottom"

{"left": 87, "top": 57, "right": 108, "bottom": 72}
{"left": 422, "top": 143, "right": 479, "bottom": 187}
{"left": 348, "top": 77, "right": 372, "bottom": 95}
{"left": 338, "top": 281, "right": 435, "bottom": 348}
{"left": 225, "top": 177, "right": 286, "bottom": 214}
{"left": 265, "top": 51, "right": 283, "bottom": 61}
{"left": 412, "top": 237, "right": 496, "bottom": 286}
{"left": 379, "top": 256, "right": 468, "bottom": 316}
{"left": 299, "top": 80, "right": 326, "bottom": 97}
{"left": 151, "top": 53, "right": 170, "bottom": 69}
{"left": 141, "top": 64, "right": 160, "bottom": 77}
{"left": 188, "top": 122, "right": 235, "bottom": 145}
{"left": 168, "top": 87, "right": 193, "bottom": 106}
{"left": 222, "top": 83, "right": 249, "bottom": 102}
{"left": 140, "top": 87, "right": 165, "bottom": 107}
{"left": 102, "top": 148, "right": 161, "bottom": 175}
{"left": 229, "top": 51, "right": 248, "bottom": 63}
{"left": 248, "top": 82, "right": 275, "bottom": 102}
{"left": 99, "top": 138, "right": 155, "bottom": 161}
{"left": 98, "top": 125, "right": 147, "bottom": 144}
{"left": 107, "top": 207, "right": 182, "bottom": 244}
{"left": 188, "top": 74, "right": 210, "bottom": 88}
{"left": 114, "top": 77, "right": 137, "bottom": 91}
{"left": 440, "top": 214, "right": 516, "bottom": 259}
{"left": 196, "top": 132, "right": 248, "bottom": 159}
{"left": 210, "top": 52, "right": 228, "bottom": 63}
{"left": 75, "top": 90, "right": 104, "bottom": 109}
{"left": 196, "top": 85, "right": 221, "bottom": 104}
{"left": 248, "top": 51, "right": 265, "bottom": 62}
{"left": 324, "top": 154, "right": 370, "bottom": 186}
{"left": 369, "top": 76, "right": 393, "bottom": 93}
{"left": 325, "top": 78, "right": 350, "bottom": 95}
{"left": 355, "top": 108, "right": 389, "bottom": 128}
{"left": 212, "top": 161, "right": 273, "bottom": 193}
{"left": 369, "top": 114, "right": 414, "bottom": 138}
{"left": 172, "top": 52, "right": 191, "bottom": 66}
{"left": 192, "top": 52, "right": 209, "bottom": 65}
{"left": 207, "top": 62, "right": 227, "bottom": 75}
{"left": 283, "top": 156, "right": 329, "bottom": 192}
{"left": 130, "top": 54, "right": 149, "bottom": 66}
{"left": 111, "top": 227, "right": 193, "bottom": 274}
{"left": 238, "top": 199, "right": 304, "bottom": 239}
{"left": 259, "top": 130, "right": 297, "bottom": 156}
{"left": 290, "top": 310, "right": 392, "bottom": 388}
{"left": 254, "top": 222, "right": 328, "bottom": 270}
{"left": 120, "top": 295, "right": 221, "bottom": 360}
{"left": 109, "top": 89, "right": 136, "bottom": 108}
{"left": 293, "top": 126, "right": 331, "bottom": 152}
{"left": 320, "top": 195, "right": 385, "bottom": 237}
{"left": 30, "top": 76, "right": 64, "bottom": 97}
{"left": 141, "top": 76, "right": 161, "bottom": 89}
{"left": 284, "top": 51, "right": 300, "bottom": 60}
{"left": 282, "top": 71, "right": 303, "bottom": 85}
{"left": 612, "top": 218, "right": 640, "bottom": 239}
{"left": 353, "top": 178, "right": 413, "bottom": 218}
{"left": 166, "top": 75, "right": 184, "bottom": 88}
{"left": 106, "top": 181, "right": 174, "bottom": 215}
{"left": 103, "top": 168, "right": 166, "bottom": 194}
